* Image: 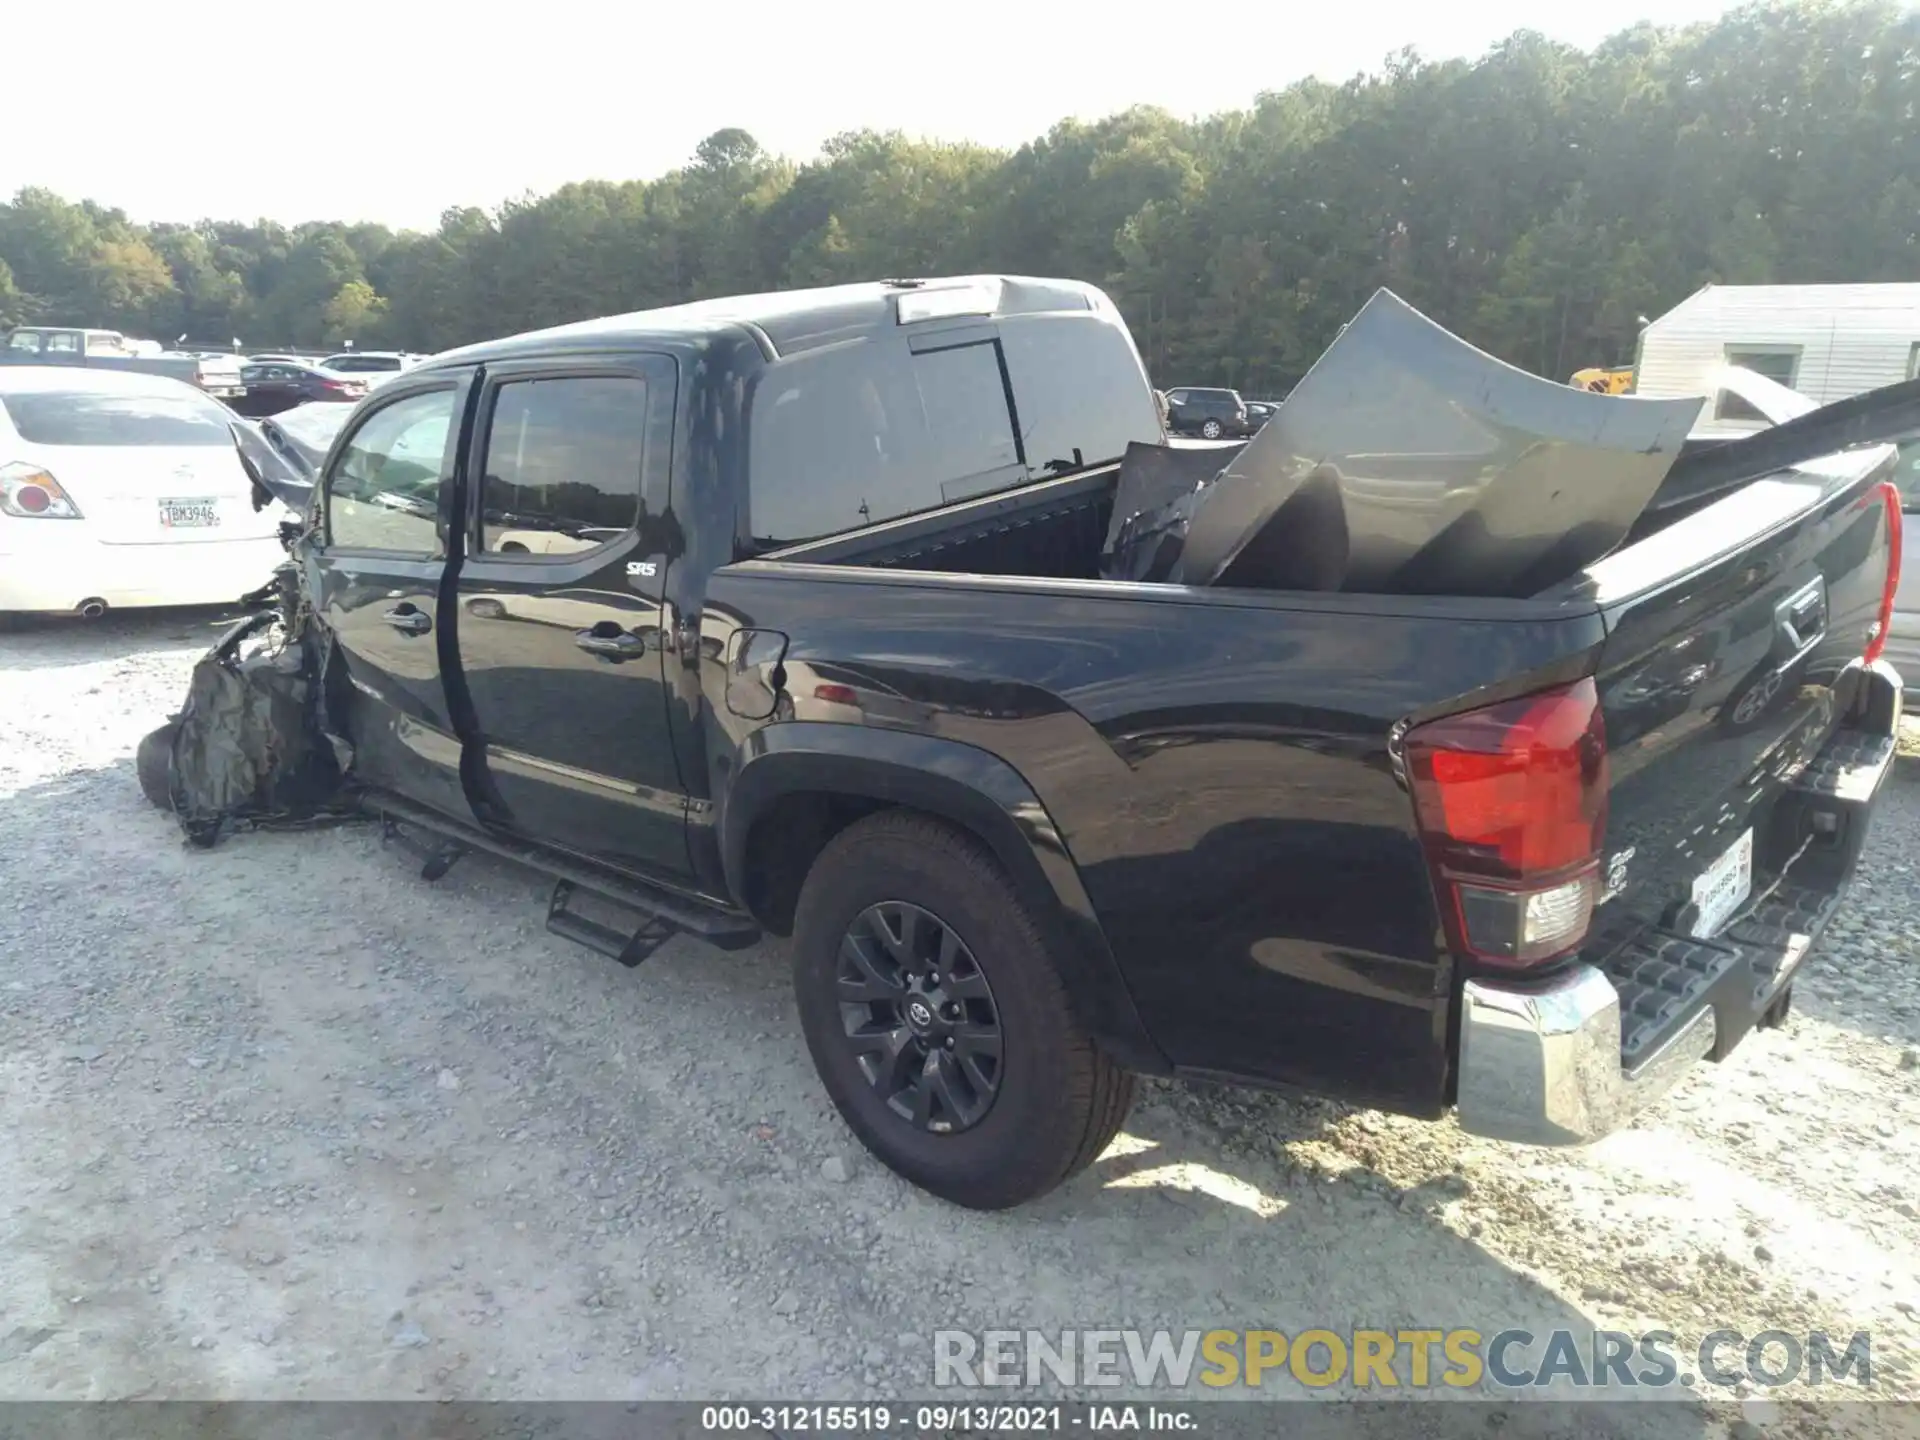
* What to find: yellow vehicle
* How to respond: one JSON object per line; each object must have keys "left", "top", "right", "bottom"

{"left": 1569, "top": 365, "right": 1634, "bottom": 394}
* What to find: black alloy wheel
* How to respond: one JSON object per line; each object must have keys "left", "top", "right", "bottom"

{"left": 837, "top": 901, "right": 1003, "bottom": 1133}
{"left": 790, "top": 809, "right": 1136, "bottom": 1209}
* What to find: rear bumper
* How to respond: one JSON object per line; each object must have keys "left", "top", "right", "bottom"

{"left": 0, "top": 530, "right": 286, "bottom": 613}
{"left": 1455, "top": 661, "right": 1902, "bottom": 1145}
{"left": 1456, "top": 965, "right": 1718, "bottom": 1145}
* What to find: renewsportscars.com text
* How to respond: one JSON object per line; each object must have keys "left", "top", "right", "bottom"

{"left": 933, "top": 1328, "right": 1873, "bottom": 1391}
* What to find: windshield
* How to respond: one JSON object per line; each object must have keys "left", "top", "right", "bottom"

{"left": 0, "top": 389, "right": 234, "bottom": 446}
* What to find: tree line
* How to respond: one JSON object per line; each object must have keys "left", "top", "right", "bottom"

{"left": 3, "top": 0, "right": 1915, "bottom": 392}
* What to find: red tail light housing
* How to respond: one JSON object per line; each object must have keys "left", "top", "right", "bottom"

{"left": 1405, "top": 678, "right": 1608, "bottom": 968}
{"left": 1863, "top": 479, "right": 1902, "bottom": 664}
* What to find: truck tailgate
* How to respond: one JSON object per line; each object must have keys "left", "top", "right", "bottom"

{"left": 1572, "top": 446, "right": 1902, "bottom": 1067}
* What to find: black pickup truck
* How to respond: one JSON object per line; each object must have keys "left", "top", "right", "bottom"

{"left": 153, "top": 274, "right": 1909, "bottom": 1210}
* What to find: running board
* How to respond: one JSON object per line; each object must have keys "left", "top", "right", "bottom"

{"left": 365, "top": 792, "right": 761, "bottom": 956}
{"left": 546, "top": 881, "right": 678, "bottom": 967}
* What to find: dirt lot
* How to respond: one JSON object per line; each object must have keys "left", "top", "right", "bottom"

{"left": 2, "top": 610, "right": 1918, "bottom": 1435}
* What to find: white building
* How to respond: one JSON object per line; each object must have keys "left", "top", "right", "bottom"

{"left": 1633, "top": 282, "right": 1920, "bottom": 436}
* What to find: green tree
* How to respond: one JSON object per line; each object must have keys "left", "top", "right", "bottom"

{"left": 321, "top": 280, "right": 385, "bottom": 343}
{"left": 3, "top": 1, "right": 1917, "bottom": 380}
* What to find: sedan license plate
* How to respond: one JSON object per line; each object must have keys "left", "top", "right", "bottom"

{"left": 159, "top": 498, "right": 220, "bottom": 530}
{"left": 1689, "top": 828, "right": 1754, "bottom": 938}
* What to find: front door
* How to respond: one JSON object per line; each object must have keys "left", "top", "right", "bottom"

{"left": 449, "top": 356, "right": 689, "bottom": 881}
{"left": 307, "top": 374, "right": 474, "bottom": 822}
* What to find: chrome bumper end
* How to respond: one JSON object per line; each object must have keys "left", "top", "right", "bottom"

{"left": 1455, "top": 966, "right": 1717, "bottom": 1146}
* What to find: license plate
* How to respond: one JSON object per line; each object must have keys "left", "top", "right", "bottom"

{"left": 159, "top": 498, "right": 220, "bottom": 529}
{"left": 1689, "top": 828, "right": 1754, "bottom": 938}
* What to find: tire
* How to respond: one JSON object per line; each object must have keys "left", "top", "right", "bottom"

{"left": 1200, "top": 419, "right": 1223, "bottom": 439}
{"left": 136, "top": 721, "right": 178, "bottom": 812}
{"left": 791, "top": 810, "right": 1134, "bottom": 1210}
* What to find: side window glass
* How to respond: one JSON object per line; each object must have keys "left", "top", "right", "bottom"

{"left": 479, "top": 376, "right": 647, "bottom": 556}
{"left": 999, "top": 314, "right": 1162, "bottom": 476}
{"left": 912, "top": 342, "right": 1022, "bottom": 503}
{"left": 747, "top": 337, "right": 1022, "bottom": 547}
{"left": 324, "top": 388, "right": 456, "bottom": 553}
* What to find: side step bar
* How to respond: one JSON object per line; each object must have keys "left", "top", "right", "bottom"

{"left": 365, "top": 792, "right": 762, "bottom": 962}
{"left": 546, "top": 881, "right": 680, "bottom": 967}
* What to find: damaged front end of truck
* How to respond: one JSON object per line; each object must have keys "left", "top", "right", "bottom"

{"left": 136, "top": 426, "right": 355, "bottom": 846}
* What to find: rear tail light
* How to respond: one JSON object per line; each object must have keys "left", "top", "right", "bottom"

{"left": 1404, "top": 678, "right": 1608, "bottom": 968}
{"left": 0, "top": 462, "right": 83, "bottom": 519}
{"left": 1863, "top": 479, "right": 1902, "bottom": 664}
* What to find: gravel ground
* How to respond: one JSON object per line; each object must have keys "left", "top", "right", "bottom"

{"left": 2, "top": 610, "right": 1918, "bottom": 1437}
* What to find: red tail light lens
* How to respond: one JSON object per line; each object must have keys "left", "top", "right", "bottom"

{"left": 1405, "top": 678, "right": 1608, "bottom": 968}
{"left": 1863, "top": 479, "right": 1902, "bottom": 664}
{"left": 0, "top": 462, "right": 83, "bottom": 519}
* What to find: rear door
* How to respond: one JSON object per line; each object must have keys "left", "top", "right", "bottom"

{"left": 450, "top": 355, "right": 689, "bottom": 881}
{"left": 308, "top": 372, "right": 474, "bottom": 821}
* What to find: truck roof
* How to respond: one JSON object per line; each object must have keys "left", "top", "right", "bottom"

{"left": 425, "top": 275, "right": 1112, "bottom": 369}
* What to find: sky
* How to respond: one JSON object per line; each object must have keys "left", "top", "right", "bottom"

{"left": 12, "top": 0, "right": 1749, "bottom": 232}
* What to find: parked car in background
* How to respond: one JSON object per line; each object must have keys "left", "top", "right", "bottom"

{"left": 1163, "top": 385, "right": 1250, "bottom": 438}
{"left": 2, "top": 326, "right": 246, "bottom": 401}
{"left": 0, "top": 368, "right": 292, "bottom": 616}
{"left": 320, "top": 351, "right": 425, "bottom": 387}
{"left": 1244, "top": 400, "right": 1279, "bottom": 430}
{"left": 231, "top": 361, "right": 369, "bottom": 417}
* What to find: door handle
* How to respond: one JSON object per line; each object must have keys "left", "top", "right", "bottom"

{"left": 574, "top": 629, "right": 646, "bottom": 660}
{"left": 382, "top": 607, "right": 432, "bottom": 635}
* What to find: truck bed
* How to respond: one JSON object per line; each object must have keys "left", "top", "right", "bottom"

{"left": 768, "top": 464, "right": 1122, "bottom": 580}
{"left": 733, "top": 436, "right": 1902, "bottom": 1119}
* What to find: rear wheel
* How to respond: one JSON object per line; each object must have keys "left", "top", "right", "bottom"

{"left": 136, "top": 721, "right": 178, "bottom": 812}
{"left": 791, "top": 810, "right": 1134, "bottom": 1209}
{"left": 1200, "top": 418, "right": 1223, "bottom": 439}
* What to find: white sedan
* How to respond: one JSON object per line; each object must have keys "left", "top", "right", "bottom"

{"left": 0, "top": 368, "right": 294, "bottom": 616}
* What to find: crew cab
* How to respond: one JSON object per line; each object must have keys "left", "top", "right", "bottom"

{"left": 170, "top": 275, "right": 1905, "bottom": 1210}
